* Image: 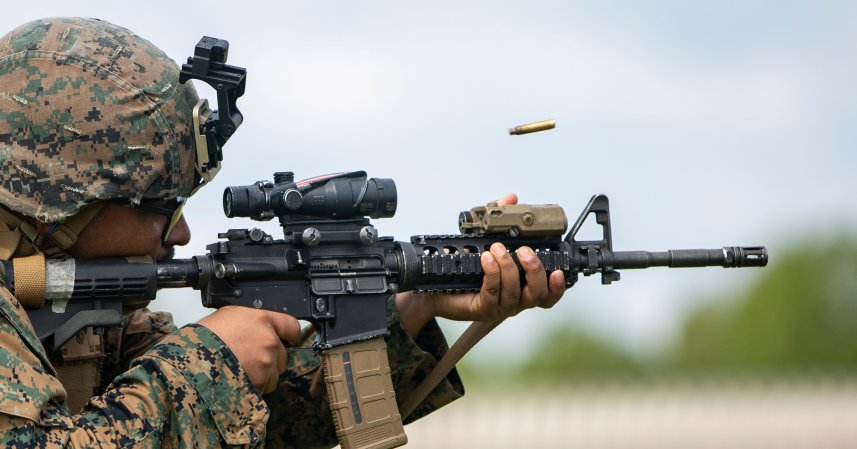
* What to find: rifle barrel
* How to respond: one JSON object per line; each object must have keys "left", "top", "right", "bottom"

{"left": 612, "top": 246, "right": 767, "bottom": 269}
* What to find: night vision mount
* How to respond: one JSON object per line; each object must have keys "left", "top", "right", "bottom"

{"left": 179, "top": 36, "right": 247, "bottom": 187}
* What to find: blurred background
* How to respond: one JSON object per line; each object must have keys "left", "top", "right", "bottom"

{"left": 4, "top": 1, "right": 856, "bottom": 447}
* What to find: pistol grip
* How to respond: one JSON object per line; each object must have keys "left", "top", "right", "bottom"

{"left": 322, "top": 337, "right": 407, "bottom": 449}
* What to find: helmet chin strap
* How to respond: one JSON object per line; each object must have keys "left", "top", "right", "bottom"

{"left": 40, "top": 202, "right": 107, "bottom": 257}
{"left": 0, "top": 201, "right": 107, "bottom": 260}
{"left": 0, "top": 202, "right": 107, "bottom": 309}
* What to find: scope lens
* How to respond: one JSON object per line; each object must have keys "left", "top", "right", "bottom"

{"left": 223, "top": 186, "right": 258, "bottom": 218}
{"left": 365, "top": 178, "right": 397, "bottom": 218}
{"left": 223, "top": 189, "right": 234, "bottom": 217}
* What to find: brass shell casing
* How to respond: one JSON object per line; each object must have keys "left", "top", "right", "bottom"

{"left": 508, "top": 119, "right": 556, "bottom": 135}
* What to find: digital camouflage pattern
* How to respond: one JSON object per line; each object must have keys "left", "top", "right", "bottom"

{"left": 0, "top": 285, "right": 268, "bottom": 447}
{"left": 0, "top": 17, "right": 200, "bottom": 222}
{"left": 101, "top": 309, "right": 179, "bottom": 386}
{"left": 1, "top": 287, "right": 463, "bottom": 448}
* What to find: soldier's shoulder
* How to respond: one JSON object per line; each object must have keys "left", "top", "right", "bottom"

{"left": 0, "top": 285, "right": 27, "bottom": 321}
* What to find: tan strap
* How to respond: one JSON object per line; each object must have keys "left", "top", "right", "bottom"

{"left": 12, "top": 253, "right": 46, "bottom": 309}
{"left": 400, "top": 319, "right": 503, "bottom": 420}
{"left": 19, "top": 221, "right": 40, "bottom": 242}
{"left": 49, "top": 201, "right": 107, "bottom": 250}
{"left": 0, "top": 205, "right": 25, "bottom": 230}
{"left": 0, "top": 208, "right": 24, "bottom": 260}
{"left": 0, "top": 207, "right": 36, "bottom": 258}
{"left": 0, "top": 228, "right": 22, "bottom": 260}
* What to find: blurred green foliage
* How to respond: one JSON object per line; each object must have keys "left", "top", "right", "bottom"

{"left": 672, "top": 234, "right": 857, "bottom": 374}
{"left": 513, "top": 328, "right": 645, "bottom": 382}
{"left": 460, "top": 233, "right": 857, "bottom": 384}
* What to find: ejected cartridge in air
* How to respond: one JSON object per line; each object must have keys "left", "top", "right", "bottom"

{"left": 459, "top": 203, "right": 568, "bottom": 237}
{"left": 508, "top": 119, "right": 555, "bottom": 135}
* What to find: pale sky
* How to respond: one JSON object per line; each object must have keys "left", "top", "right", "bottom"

{"left": 3, "top": 1, "right": 855, "bottom": 359}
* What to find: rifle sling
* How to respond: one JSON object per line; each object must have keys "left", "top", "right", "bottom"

{"left": 400, "top": 318, "right": 503, "bottom": 420}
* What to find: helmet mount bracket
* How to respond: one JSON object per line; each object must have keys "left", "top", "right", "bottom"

{"left": 179, "top": 36, "right": 247, "bottom": 188}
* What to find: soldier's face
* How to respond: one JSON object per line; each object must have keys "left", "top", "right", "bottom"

{"left": 66, "top": 203, "right": 190, "bottom": 261}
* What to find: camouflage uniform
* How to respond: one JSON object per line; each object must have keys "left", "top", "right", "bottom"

{"left": 1, "top": 286, "right": 270, "bottom": 447}
{"left": 0, "top": 17, "right": 463, "bottom": 448}
{"left": 1, "top": 285, "right": 462, "bottom": 448}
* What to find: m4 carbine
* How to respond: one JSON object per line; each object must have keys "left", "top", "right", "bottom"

{"left": 11, "top": 170, "right": 767, "bottom": 449}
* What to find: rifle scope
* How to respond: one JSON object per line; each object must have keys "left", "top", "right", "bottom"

{"left": 223, "top": 171, "right": 397, "bottom": 221}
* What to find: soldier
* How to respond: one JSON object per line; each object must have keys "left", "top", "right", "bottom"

{"left": 0, "top": 17, "right": 565, "bottom": 448}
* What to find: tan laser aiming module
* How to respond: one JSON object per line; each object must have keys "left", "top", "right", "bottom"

{"left": 459, "top": 203, "right": 568, "bottom": 237}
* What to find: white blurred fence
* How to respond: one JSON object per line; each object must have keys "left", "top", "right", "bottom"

{"left": 398, "top": 382, "right": 857, "bottom": 449}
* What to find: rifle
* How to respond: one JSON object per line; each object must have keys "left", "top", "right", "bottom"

{"left": 10, "top": 170, "right": 767, "bottom": 449}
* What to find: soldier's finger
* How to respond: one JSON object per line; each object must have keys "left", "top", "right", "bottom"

{"left": 261, "top": 361, "right": 282, "bottom": 394}
{"left": 267, "top": 313, "right": 302, "bottom": 347}
{"left": 495, "top": 193, "right": 518, "bottom": 206}
{"left": 539, "top": 271, "right": 567, "bottom": 309}
{"left": 491, "top": 243, "right": 521, "bottom": 317}
{"left": 478, "top": 250, "right": 501, "bottom": 319}
{"left": 517, "top": 247, "right": 549, "bottom": 311}
{"left": 262, "top": 321, "right": 288, "bottom": 393}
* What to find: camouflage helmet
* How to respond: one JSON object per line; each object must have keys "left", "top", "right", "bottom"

{"left": 0, "top": 17, "right": 200, "bottom": 223}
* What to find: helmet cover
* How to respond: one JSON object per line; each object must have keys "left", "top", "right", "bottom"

{"left": 0, "top": 17, "right": 200, "bottom": 222}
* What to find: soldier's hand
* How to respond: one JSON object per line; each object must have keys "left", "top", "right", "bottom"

{"left": 198, "top": 307, "right": 301, "bottom": 393}
{"left": 396, "top": 193, "right": 566, "bottom": 337}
